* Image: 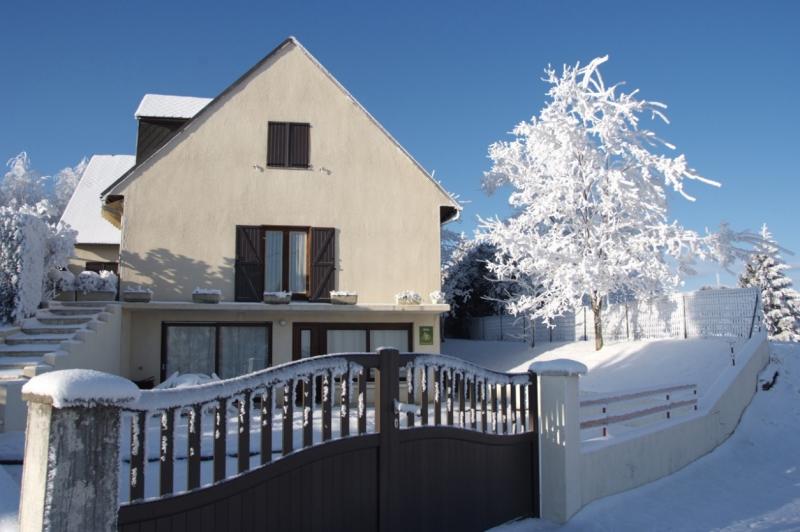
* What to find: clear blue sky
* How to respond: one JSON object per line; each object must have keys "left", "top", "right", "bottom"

{"left": 2, "top": 0, "right": 798, "bottom": 288}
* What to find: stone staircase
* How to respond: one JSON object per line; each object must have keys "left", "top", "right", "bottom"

{"left": 0, "top": 301, "right": 118, "bottom": 432}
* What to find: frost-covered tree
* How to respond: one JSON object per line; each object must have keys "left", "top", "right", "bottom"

{"left": 442, "top": 234, "right": 518, "bottom": 319}
{"left": 481, "top": 56, "right": 753, "bottom": 350}
{"left": 0, "top": 201, "right": 76, "bottom": 324}
{"left": 0, "top": 152, "right": 46, "bottom": 208}
{"left": 0, "top": 152, "right": 87, "bottom": 219}
{"left": 52, "top": 157, "right": 88, "bottom": 215}
{"left": 739, "top": 224, "right": 800, "bottom": 342}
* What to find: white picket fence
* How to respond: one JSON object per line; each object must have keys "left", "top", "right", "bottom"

{"left": 468, "top": 287, "right": 760, "bottom": 345}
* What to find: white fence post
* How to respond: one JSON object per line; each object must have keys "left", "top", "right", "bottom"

{"left": 530, "top": 359, "right": 587, "bottom": 523}
{"left": 19, "top": 370, "right": 140, "bottom": 532}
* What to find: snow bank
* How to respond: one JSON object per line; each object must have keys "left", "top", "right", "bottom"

{"left": 21, "top": 369, "right": 140, "bottom": 408}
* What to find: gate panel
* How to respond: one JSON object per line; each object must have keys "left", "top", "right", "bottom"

{"left": 118, "top": 436, "right": 379, "bottom": 532}
{"left": 396, "top": 429, "right": 536, "bottom": 532}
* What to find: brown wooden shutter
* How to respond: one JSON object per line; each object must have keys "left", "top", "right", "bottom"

{"left": 288, "top": 123, "right": 310, "bottom": 168}
{"left": 267, "top": 122, "right": 288, "bottom": 167}
{"left": 309, "top": 227, "right": 335, "bottom": 301}
{"left": 234, "top": 226, "right": 265, "bottom": 302}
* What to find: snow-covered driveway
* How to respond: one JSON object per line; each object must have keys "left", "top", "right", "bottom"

{"left": 493, "top": 341, "right": 800, "bottom": 532}
{"left": 443, "top": 337, "right": 736, "bottom": 396}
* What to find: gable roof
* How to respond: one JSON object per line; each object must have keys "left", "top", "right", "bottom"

{"left": 101, "top": 37, "right": 460, "bottom": 221}
{"left": 135, "top": 94, "right": 212, "bottom": 119}
{"left": 60, "top": 154, "right": 136, "bottom": 244}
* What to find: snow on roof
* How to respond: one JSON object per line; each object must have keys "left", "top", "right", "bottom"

{"left": 134, "top": 94, "right": 213, "bottom": 119}
{"left": 59, "top": 155, "right": 135, "bottom": 244}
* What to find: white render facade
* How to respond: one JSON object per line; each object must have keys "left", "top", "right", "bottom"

{"left": 94, "top": 37, "right": 457, "bottom": 384}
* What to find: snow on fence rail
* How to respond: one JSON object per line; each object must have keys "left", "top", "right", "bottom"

{"left": 579, "top": 383, "right": 698, "bottom": 438}
{"left": 468, "top": 287, "right": 761, "bottom": 344}
{"left": 117, "top": 351, "right": 537, "bottom": 501}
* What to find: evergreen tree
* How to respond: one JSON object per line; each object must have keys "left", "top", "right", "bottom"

{"left": 739, "top": 224, "right": 800, "bottom": 342}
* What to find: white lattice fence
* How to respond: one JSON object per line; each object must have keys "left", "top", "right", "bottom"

{"left": 467, "top": 287, "right": 760, "bottom": 344}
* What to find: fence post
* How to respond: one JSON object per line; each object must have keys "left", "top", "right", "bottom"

{"left": 682, "top": 295, "right": 688, "bottom": 339}
{"left": 529, "top": 359, "right": 587, "bottom": 523}
{"left": 19, "top": 370, "right": 140, "bottom": 532}
{"left": 376, "top": 347, "right": 400, "bottom": 531}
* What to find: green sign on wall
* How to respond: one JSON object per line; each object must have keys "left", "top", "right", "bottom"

{"left": 419, "top": 326, "right": 434, "bottom": 346}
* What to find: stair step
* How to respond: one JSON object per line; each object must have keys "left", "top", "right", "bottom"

{"left": 0, "top": 356, "right": 47, "bottom": 369}
{"left": 34, "top": 312, "right": 94, "bottom": 325}
{"left": 4, "top": 333, "right": 73, "bottom": 345}
{"left": 46, "top": 307, "right": 105, "bottom": 316}
{"left": 0, "top": 368, "right": 27, "bottom": 381}
{"left": 21, "top": 324, "right": 85, "bottom": 335}
{"left": 49, "top": 301, "right": 112, "bottom": 308}
{"left": 0, "top": 344, "right": 60, "bottom": 356}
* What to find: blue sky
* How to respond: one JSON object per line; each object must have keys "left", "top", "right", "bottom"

{"left": 1, "top": 1, "right": 798, "bottom": 288}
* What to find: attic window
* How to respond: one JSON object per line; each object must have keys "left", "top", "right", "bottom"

{"left": 267, "top": 122, "right": 310, "bottom": 168}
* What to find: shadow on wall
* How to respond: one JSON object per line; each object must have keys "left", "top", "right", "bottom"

{"left": 120, "top": 248, "right": 235, "bottom": 300}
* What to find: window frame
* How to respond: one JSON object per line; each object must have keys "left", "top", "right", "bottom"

{"left": 267, "top": 121, "right": 311, "bottom": 169}
{"left": 263, "top": 225, "right": 311, "bottom": 300}
{"left": 292, "top": 322, "right": 413, "bottom": 361}
{"left": 160, "top": 321, "right": 273, "bottom": 381}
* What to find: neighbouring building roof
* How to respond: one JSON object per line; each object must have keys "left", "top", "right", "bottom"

{"left": 134, "top": 94, "right": 213, "bottom": 120}
{"left": 60, "top": 154, "right": 136, "bottom": 244}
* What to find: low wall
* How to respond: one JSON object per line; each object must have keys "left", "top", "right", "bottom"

{"left": 578, "top": 332, "right": 769, "bottom": 508}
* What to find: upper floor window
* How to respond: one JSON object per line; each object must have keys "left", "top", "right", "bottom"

{"left": 267, "top": 122, "right": 310, "bottom": 168}
{"left": 234, "top": 225, "right": 335, "bottom": 303}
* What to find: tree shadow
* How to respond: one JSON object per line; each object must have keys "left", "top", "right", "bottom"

{"left": 120, "top": 248, "right": 236, "bottom": 300}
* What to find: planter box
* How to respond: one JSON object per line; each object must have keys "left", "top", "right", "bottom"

{"left": 331, "top": 293, "right": 358, "bottom": 305}
{"left": 54, "top": 290, "right": 76, "bottom": 302}
{"left": 192, "top": 293, "right": 221, "bottom": 304}
{"left": 123, "top": 291, "right": 152, "bottom": 303}
{"left": 77, "top": 291, "right": 116, "bottom": 302}
{"left": 263, "top": 293, "right": 291, "bottom": 304}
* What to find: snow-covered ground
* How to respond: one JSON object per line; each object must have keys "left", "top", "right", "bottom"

{"left": 442, "top": 337, "right": 738, "bottom": 396}
{"left": 492, "top": 341, "right": 800, "bottom": 532}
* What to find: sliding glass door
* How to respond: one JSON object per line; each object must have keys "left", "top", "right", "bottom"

{"left": 162, "top": 322, "right": 272, "bottom": 381}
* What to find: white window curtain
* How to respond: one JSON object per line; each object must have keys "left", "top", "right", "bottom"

{"left": 218, "top": 326, "right": 269, "bottom": 379}
{"left": 289, "top": 231, "right": 307, "bottom": 293}
{"left": 370, "top": 330, "right": 409, "bottom": 352}
{"left": 326, "top": 329, "right": 367, "bottom": 354}
{"left": 165, "top": 326, "right": 215, "bottom": 376}
{"left": 265, "top": 231, "right": 283, "bottom": 292}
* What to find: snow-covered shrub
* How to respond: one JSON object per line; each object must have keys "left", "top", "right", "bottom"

{"left": 123, "top": 285, "right": 153, "bottom": 294}
{"left": 429, "top": 290, "right": 445, "bottom": 304}
{"left": 0, "top": 201, "right": 76, "bottom": 323}
{"left": 193, "top": 288, "right": 221, "bottom": 296}
{"left": 45, "top": 269, "right": 75, "bottom": 297}
{"left": 395, "top": 290, "right": 422, "bottom": 305}
{"left": 75, "top": 270, "right": 117, "bottom": 293}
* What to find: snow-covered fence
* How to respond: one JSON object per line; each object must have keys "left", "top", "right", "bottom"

{"left": 20, "top": 349, "right": 542, "bottom": 531}
{"left": 579, "top": 383, "right": 698, "bottom": 439}
{"left": 467, "top": 287, "right": 761, "bottom": 344}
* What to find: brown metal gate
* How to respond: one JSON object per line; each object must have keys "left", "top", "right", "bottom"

{"left": 117, "top": 350, "right": 539, "bottom": 532}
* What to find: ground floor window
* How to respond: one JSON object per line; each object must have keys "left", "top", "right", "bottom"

{"left": 293, "top": 323, "right": 412, "bottom": 360}
{"left": 162, "top": 322, "right": 272, "bottom": 380}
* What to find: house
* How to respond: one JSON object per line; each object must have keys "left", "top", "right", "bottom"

{"left": 59, "top": 154, "right": 135, "bottom": 276}
{"left": 98, "top": 37, "right": 458, "bottom": 383}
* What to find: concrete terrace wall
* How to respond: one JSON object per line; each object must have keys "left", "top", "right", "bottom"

{"left": 578, "top": 332, "right": 769, "bottom": 509}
